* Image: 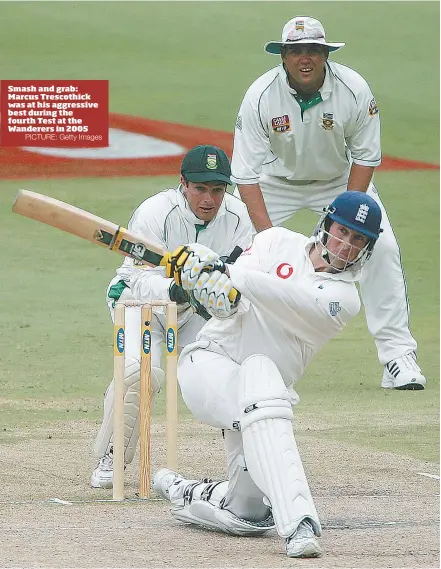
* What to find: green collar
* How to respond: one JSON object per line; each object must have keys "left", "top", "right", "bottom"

{"left": 195, "top": 222, "right": 208, "bottom": 235}
{"left": 283, "top": 64, "right": 324, "bottom": 115}
{"left": 293, "top": 91, "right": 323, "bottom": 113}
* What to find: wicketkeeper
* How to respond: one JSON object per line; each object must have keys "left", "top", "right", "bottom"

{"left": 91, "top": 145, "right": 252, "bottom": 489}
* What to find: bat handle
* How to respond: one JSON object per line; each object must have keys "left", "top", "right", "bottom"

{"left": 228, "top": 287, "right": 241, "bottom": 306}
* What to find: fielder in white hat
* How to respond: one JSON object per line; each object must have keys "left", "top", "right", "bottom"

{"left": 230, "top": 15, "right": 426, "bottom": 391}
{"left": 264, "top": 16, "right": 345, "bottom": 54}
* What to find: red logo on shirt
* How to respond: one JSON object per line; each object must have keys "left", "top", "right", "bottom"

{"left": 271, "top": 115, "right": 290, "bottom": 133}
{"left": 276, "top": 263, "right": 294, "bottom": 279}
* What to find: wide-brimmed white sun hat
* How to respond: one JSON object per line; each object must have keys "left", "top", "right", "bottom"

{"left": 264, "top": 16, "right": 345, "bottom": 54}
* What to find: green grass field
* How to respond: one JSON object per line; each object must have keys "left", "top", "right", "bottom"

{"left": 0, "top": 1, "right": 439, "bottom": 465}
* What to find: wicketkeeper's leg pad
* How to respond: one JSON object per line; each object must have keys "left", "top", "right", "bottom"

{"left": 93, "top": 357, "right": 164, "bottom": 463}
{"left": 239, "top": 354, "right": 322, "bottom": 538}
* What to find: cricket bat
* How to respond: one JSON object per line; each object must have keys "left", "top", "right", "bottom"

{"left": 12, "top": 189, "right": 240, "bottom": 304}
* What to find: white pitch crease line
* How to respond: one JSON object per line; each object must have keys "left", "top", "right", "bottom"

{"left": 48, "top": 498, "right": 73, "bottom": 505}
{"left": 0, "top": 497, "right": 163, "bottom": 505}
{"left": 417, "top": 472, "right": 440, "bottom": 480}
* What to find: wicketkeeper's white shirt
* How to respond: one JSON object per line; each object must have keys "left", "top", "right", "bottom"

{"left": 231, "top": 61, "right": 381, "bottom": 185}
{"left": 188, "top": 227, "right": 361, "bottom": 387}
{"left": 111, "top": 186, "right": 253, "bottom": 310}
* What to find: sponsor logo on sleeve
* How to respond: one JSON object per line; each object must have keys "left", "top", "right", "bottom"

{"left": 329, "top": 301, "right": 341, "bottom": 316}
{"left": 271, "top": 115, "right": 291, "bottom": 133}
{"left": 235, "top": 114, "right": 243, "bottom": 131}
{"left": 369, "top": 98, "right": 379, "bottom": 116}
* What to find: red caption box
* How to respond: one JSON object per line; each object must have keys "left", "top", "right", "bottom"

{"left": 0, "top": 80, "right": 108, "bottom": 147}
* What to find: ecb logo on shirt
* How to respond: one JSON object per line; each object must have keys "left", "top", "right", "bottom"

{"left": 271, "top": 115, "right": 291, "bottom": 133}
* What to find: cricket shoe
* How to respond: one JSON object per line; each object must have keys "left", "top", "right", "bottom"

{"left": 285, "top": 519, "right": 322, "bottom": 558}
{"left": 381, "top": 351, "right": 426, "bottom": 390}
{"left": 152, "top": 468, "right": 186, "bottom": 500}
{"left": 90, "top": 450, "right": 117, "bottom": 489}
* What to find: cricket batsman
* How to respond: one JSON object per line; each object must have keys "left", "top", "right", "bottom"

{"left": 152, "top": 191, "right": 382, "bottom": 558}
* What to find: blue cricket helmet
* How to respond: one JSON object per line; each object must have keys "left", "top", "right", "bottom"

{"left": 326, "top": 191, "right": 382, "bottom": 240}
{"left": 314, "top": 191, "right": 383, "bottom": 271}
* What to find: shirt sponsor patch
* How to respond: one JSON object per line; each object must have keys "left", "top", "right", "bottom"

{"left": 369, "top": 98, "right": 379, "bottom": 116}
{"left": 235, "top": 114, "right": 243, "bottom": 131}
{"left": 276, "top": 263, "right": 294, "bottom": 279}
{"left": 271, "top": 114, "right": 290, "bottom": 133}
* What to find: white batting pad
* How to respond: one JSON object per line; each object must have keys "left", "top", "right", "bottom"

{"left": 239, "top": 354, "right": 322, "bottom": 538}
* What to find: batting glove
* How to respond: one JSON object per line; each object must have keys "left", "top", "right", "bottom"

{"left": 162, "top": 245, "right": 191, "bottom": 286}
{"left": 168, "top": 282, "right": 211, "bottom": 321}
{"left": 179, "top": 243, "right": 222, "bottom": 290}
{"left": 192, "top": 270, "right": 238, "bottom": 319}
{"left": 168, "top": 282, "right": 190, "bottom": 304}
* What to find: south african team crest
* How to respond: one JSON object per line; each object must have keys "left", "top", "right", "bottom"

{"left": 321, "top": 113, "right": 334, "bottom": 130}
{"left": 206, "top": 154, "right": 217, "bottom": 169}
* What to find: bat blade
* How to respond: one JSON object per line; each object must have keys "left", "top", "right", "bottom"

{"left": 12, "top": 189, "right": 165, "bottom": 266}
{"left": 12, "top": 189, "right": 241, "bottom": 304}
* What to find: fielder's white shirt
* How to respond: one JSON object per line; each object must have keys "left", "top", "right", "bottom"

{"left": 112, "top": 186, "right": 252, "bottom": 314}
{"left": 231, "top": 61, "right": 381, "bottom": 185}
{"left": 193, "top": 227, "right": 361, "bottom": 387}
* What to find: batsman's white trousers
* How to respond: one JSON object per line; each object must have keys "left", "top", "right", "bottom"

{"left": 236, "top": 176, "right": 417, "bottom": 365}
{"left": 178, "top": 344, "right": 318, "bottom": 535}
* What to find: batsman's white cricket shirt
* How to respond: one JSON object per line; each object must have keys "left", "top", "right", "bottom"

{"left": 191, "top": 227, "right": 361, "bottom": 387}
{"left": 231, "top": 61, "right": 381, "bottom": 186}
{"left": 111, "top": 186, "right": 252, "bottom": 316}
